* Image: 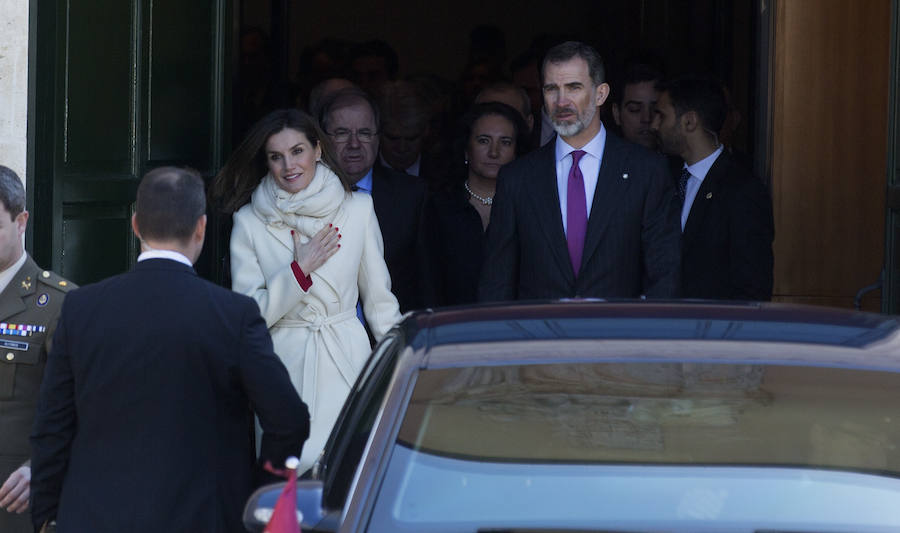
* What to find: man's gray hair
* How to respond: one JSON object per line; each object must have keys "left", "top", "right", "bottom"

{"left": 318, "top": 87, "right": 381, "bottom": 134}
{"left": 0, "top": 166, "right": 26, "bottom": 219}
{"left": 542, "top": 41, "right": 606, "bottom": 86}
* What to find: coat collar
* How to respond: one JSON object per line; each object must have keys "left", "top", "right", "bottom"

{"left": 580, "top": 133, "right": 632, "bottom": 276}
{"left": 682, "top": 151, "right": 728, "bottom": 241}
{"left": 525, "top": 142, "right": 575, "bottom": 284}
{"left": 0, "top": 255, "right": 41, "bottom": 321}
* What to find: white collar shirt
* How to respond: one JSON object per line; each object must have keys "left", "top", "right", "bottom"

{"left": 681, "top": 145, "right": 724, "bottom": 230}
{"left": 555, "top": 123, "right": 606, "bottom": 236}
{"left": 137, "top": 249, "right": 193, "bottom": 267}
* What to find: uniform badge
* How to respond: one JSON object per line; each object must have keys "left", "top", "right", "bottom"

{"left": 706, "top": 192, "right": 713, "bottom": 200}
{"left": 21, "top": 280, "right": 31, "bottom": 290}
{"left": 37, "top": 293, "right": 49, "bottom": 307}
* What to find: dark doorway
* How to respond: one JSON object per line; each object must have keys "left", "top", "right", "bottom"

{"left": 232, "top": 0, "right": 756, "bottom": 157}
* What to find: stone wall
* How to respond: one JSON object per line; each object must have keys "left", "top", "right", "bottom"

{"left": 0, "top": 0, "right": 29, "bottom": 182}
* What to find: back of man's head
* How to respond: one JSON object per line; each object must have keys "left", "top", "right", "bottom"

{"left": 135, "top": 167, "right": 206, "bottom": 244}
{"left": 0, "top": 165, "right": 26, "bottom": 220}
{"left": 658, "top": 75, "right": 727, "bottom": 134}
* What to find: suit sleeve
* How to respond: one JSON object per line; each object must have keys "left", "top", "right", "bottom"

{"left": 236, "top": 296, "right": 310, "bottom": 475}
{"left": 728, "top": 178, "right": 775, "bottom": 300}
{"left": 478, "top": 166, "right": 520, "bottom": 302}
{"left": 230, "top": 211, "right": 311, "bottom": 328}
{"left": 358, "top": 198, "right": 402, "bottom": 341}
{"left": 641, "top": 156, "right": 682, "bottom": 298}
{"left": 29, "top": 298, "right": 77, "bottom": 529}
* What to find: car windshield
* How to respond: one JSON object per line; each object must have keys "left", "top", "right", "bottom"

{"left": 368, "top": 361, "right": 900, "bottom": 532}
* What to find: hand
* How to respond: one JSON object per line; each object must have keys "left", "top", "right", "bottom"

{"left": 293, "top": 225, "right": 341, "bottom": 275}
{"left": 0, "top": 465, "right": 30, "bottom": 513}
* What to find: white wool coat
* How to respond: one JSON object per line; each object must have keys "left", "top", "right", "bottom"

{"left": 231, "top": 187, "right": 400, "bottom": 472}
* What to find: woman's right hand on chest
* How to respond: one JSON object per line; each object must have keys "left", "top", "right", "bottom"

{"left": 293, "top": 225, "right": 341, "bottom": 274}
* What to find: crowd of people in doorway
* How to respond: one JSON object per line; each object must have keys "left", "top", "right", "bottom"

{"left": 0, "top": 33, "right": 774, "bottom": 533}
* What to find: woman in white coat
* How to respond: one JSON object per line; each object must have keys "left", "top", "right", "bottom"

{"left": 211, "top": 109, "right": 401, "bottom": 472}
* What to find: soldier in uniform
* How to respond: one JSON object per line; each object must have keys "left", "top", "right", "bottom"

{"left": 0, "top": 165, "right": 73, "bottom": 533}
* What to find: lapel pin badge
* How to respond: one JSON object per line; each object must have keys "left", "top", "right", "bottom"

{"left": 20, "top": 280, "right": 31, "bottom": 290}
{"left": 37, "top": 293, "right": 49, "bottom": 307}
{"left": 706, "top": 192, "right": 713, "bottom": 199}
{"left": 622, "top": 173, "right": 629, "bottom": 180}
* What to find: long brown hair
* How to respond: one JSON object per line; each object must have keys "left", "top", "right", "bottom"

{"left": 210, "top": 108, "right": 350, "bottom": 213}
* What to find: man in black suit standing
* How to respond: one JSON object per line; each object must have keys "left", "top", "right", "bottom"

{"left": 651, "top": 75, "right": 774, "bottom": 300}
{"left": 479, "top": 41, "right": 681, "bottom": 301}
{"left": 30, "top": 167, "right": 309, "bottom": 532}
{"left": 319, "top": 87, "right": 432, "bottom": 311}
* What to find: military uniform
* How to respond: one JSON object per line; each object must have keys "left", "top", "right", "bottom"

{"left": 0, "top": 256, "right": 73, "bottom": 532}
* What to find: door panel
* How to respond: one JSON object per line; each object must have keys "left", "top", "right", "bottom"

{"left": 146, "top": 1, "right": 215, "bottom": 170}
{"left": 64, "top": 0, "right": 134, "bottom": 173}
{"left": 31, "top": 0, "right": 230, "bottom": 285}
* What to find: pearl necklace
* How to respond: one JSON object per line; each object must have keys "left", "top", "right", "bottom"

{"left": 465, "top": 180, "right": 493, "bottom": 205}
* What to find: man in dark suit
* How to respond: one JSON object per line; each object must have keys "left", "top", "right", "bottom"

{"left": 651, "top": 75, "right": 774, "bottom": 300}
{"left": 478, "top": 41, "right": 681, "bottom": 301}
{"left": 30, "top": 167, "right": 309, "bottom": 532}
{"left": 319, "top": 87, "right": 432, "bottom": 311}
{"left": 0, "top": 165, "right": 73, "bottom": 533}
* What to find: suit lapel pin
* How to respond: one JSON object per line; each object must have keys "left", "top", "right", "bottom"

{"left": 622, "top": 173, "right": 629, "bottom": 180}
{"left": 706, "top": 192, "right": 713, "bottom": 199}
{"left": 37, "top": 293, "right": 49, "bottom": 307}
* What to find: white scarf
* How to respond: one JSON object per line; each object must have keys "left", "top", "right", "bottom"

{"left": 251, "top": 163, "right": 347, "bottom": 237}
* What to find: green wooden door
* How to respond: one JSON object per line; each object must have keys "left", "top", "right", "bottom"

{"left": 29, "top": 0, "right": 232, "bottom": 285}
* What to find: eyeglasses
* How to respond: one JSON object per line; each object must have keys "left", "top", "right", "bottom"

{"left": 328, "top": 128, "right": 377, "bottom": 143}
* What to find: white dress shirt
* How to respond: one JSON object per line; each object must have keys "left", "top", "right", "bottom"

{"left": 137, "top": 249, "right": 193, "bottom": 267}
{"left": 681, "top": 145, "right": 724, "bottom": 230}
{"left": 555, "top": 124, "right": 607, "bottom": 236}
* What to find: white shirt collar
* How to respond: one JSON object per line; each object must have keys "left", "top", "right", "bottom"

{"left": 684, "top": 145, "right": 724, "bottom": 181}
{"left": 555, "top": 123, "right": 607, "bottom": 163}
{"left": 137, "top": 249, "right": 193, "bottom": 267}
{"left": 0, "top": 252, "right": 28, "bottom": 295}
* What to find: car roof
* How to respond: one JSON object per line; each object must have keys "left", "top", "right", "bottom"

{"left": 399, "top": 301, "right": 900, "bottom": 372}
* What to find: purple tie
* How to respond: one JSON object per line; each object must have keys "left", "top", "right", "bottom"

{"left": 567, "top": 150, "right": 587, "bottom": 276}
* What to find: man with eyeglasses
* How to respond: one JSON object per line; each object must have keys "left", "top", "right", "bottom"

{"left": 318, "top": 87, "right": 432, "bottom": 313}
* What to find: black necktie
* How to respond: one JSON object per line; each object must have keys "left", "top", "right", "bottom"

{"left": 678, "top": 168, "right": 691, "bottom": 205}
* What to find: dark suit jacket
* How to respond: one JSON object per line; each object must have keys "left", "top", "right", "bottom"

{"left": 478, "top": 132, "right": 681, "bottom": 301}
{"left": 371, "top": 164, "right": 434, "bottom": 311}
{"left": 30, "top": 258, "right": 309, "bottom": 532}
{"left": 681, "top": 151, "right": 774, "bottom": 300}
{"left": 0, "top": 256, "right": 72, "bottom": 533}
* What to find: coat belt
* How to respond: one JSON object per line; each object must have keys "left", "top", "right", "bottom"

{"left": 277, "top": 309, "right": 358, "bottom": 419}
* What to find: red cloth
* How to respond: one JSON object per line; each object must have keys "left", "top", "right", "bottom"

{"left": 263, "top": 468, "right": 300, "bottom": 533}
{"left": 290, "top": 261, "right": 313, "bottom": 291}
